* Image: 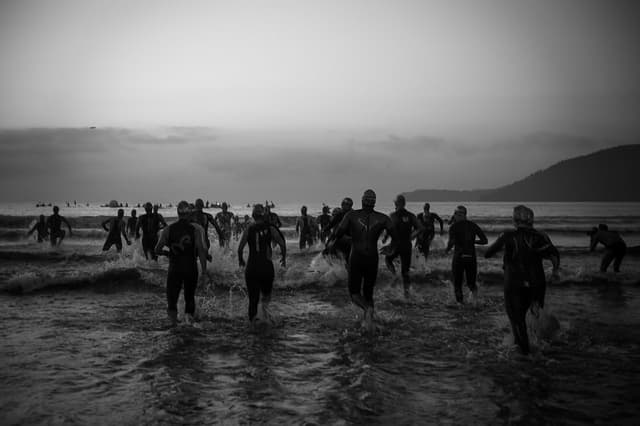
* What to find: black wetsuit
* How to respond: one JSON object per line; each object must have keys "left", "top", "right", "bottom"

{"left": 266, "top": 212, "right": 282, "bottom": 229}
{"left": 297, "top": 215, "right": 314, "bottom": 249}
{"left": 103, "top": 217, "right": 125, "bottom": 251}
{"left": 138, "top": 213, "right": 163, "bottom": 260}
{"left": 590, "top": 230, "right": 627, "bottom": 272}
{"left": 164, "top": 220, "right": 199, "bottom": 316}
{"left": 326, "top": 210, "right": 352, "bottom": 264}
{"left": 126, "top": 216, "right": 137, "bottom": 238}
{"left": 192, "top": 210, "right": 218, "bottom": 248}
{"left": 318, "top": 213, "right": 332, "bottom": 243}
{"left": 447, "top": 220, "right": 488, "bottom": 302}
{"left": 29, "top": 221, "right": 48, "bottom": 242}
{"left": 334, "top": 208, "right": 394, "bottom": 307}
{"left": 46, "top": 214, "right": 68, "bottom": 246}
{"left": 416, "top": 212, "right": 443, "bottom": 260}
{"left": 485, "top": 227, "right": 559, "bottom": 354}
{"left": 245, "top": 222, "right": 276, "bottom": 321}
{"left": 386, "top": 208, "right": 420, "bottom": 285}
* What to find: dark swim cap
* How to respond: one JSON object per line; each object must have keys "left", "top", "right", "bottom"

{"left": 117, "top": 208, "right": 124, "bottom": 216}
{"left": 144, "top": 202, "right": 152, "bottom": 211}
{"left": 195, "top": 199, "right": 204, "bottom": 209}
{"left": 222, "top": 202, "right": 228, "bottom": 209}
{"left": 177, "top": 201, "right": 190, "bottom": 216}
{"left": 423, "top": 202, "right": 431, "bottom": 210}
{"left": 513, "top": 205, "right": 534, "bottom": 227}
{"left": 394, "top": 194, "right": 406, "bottom": 207}
{"left": 362, "top": 189, "right": 376, "bottom": 206}
{"left": 252, "top": 204, "right": 265, "bottom": 219}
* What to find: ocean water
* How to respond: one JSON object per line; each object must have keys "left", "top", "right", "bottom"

{"left": 1, "top": 202, "right": 639, "bottom": 424}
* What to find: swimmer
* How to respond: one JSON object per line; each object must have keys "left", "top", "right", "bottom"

{"left": 416, "top": 202, "right": 444, "bottom": 263}
{"left": 214, "top": 202, "right": 234, "bottom": 247}
{"left": 126, "top": 209, "right": 138, "bottom": 239}
{"left": 238, "top": 204, "right": 287, "bottom": 327}
{"left": 296, "top": 206, "right": 315, "bottom": 249}
{"left": 101, "top": 208, "right": 131, "bottom": 253}
{"left": 192, "top": 198, "right": 225, "bottom": 259}
{"left": 46, "top": 206, "right": 72, "bottom": 247}
{"left": 589, "top": 224, "right": 627, "bottom": 272}
{"left": 445, "top": 206, "right": 488, "bottom": 304}
{"left": 136, "top": 202, "right": 164, "bottom": 261}
{"left": 27, "top": 214, "right": 49, "bottom": 242}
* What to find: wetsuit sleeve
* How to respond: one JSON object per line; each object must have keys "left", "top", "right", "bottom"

{"left": 332, "top": 212, "right": 352, "bottom": 240}
{"left": 158, "top": 214, "right": 167, "bottom": 228}
{"left": 102, "top": 218, "right": 110, "bottom": 232}
{"left": 120, "top": 220, "right": 129, "bottom": 242}
{"left": 192, "top": 224, "right": 208, "bottom": 272}
{"left": 538, "top": 232, "right": 560, "bottom": 271}
{"left": 154, "top": 227, "right": 170, "bottom": 255}
{"left": 589, "top": 234, "right": 598, "bottom": 251}
{"left": 237, "top": 227, "right": 249, "bottom": 264}
{"left": 270, "top": 225, "right": 287, "bottom": 262}
{"left": 434, "top": 214, "right": 444, "bottom": 232}
{"left": 474, "top": 223, "right": 488, "bottom": 245}
{"left": 446, "top": 224, "right": 455, "bottom": 252}
{"left": 484, "top": 233, "right": 506, "bottom": 258}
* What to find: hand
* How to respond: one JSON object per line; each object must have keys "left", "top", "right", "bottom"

{"left": 239, "top": 258, "right": 245, "bottom": 268}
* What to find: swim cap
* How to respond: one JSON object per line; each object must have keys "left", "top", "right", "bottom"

{"left": 195, "top": 198, "right": 204, "bottom": 209}
{"left": 362, "top": 189, "right": 376, "bottom": 207}
{"left": 117, "top": 208, "right": 124, "bottom": 216}
{"left": 423, "top": 202, "right": 431, "bottom": 210}
{"left": 252, "top": 204, "right": 265, "bottom": 219}
{"left": 394, "top": 194, "right": 406, "bottom": 207}
{"left": 53, "top": 206, "right": 59, "bottom": 213}
{"left": 177, "top": 201, "right": 190, "bottom": 216}
{"left": 455, "top": 205, "right": 467, "bottom": 216}
{"left": 222, "top": 202, "right": 228, "bottom": 209}
{"left": 513, "top": 205, "right": 534, "bottom": 227}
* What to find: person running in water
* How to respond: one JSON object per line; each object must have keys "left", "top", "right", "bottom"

{"left": 192, "top": 198, "right": 225, "bottom": 259}
{"left": 296, "top": 206, "right": 315, "bottom": 249}
{"left": 27, "top": 215, "right": 49, "bottom": 243}
{"left": 383, "top": 195, "right": 424, "bottom": 297}
{"left": 46, "top": 206, "right": 72, "bottom": 247}
{"left": 485, "top": 205, "right": 560, "bottom": 355}
{"left": 126, "top": 209, "right": 138, "bottom": 239}
{"left": 416, "top": 202, "right": 444, "bottom": 263}
{"left": 238, "top": 204, "right": 287, "bottom": 327}
{"left": 101, "top": 209, "right": 131, "bottom": 253}
{"left": 323, "top": 198, "right": 354, "bottom": 265}
{"left": 215, "top": 202, "right": 234, "bottom": 247}
{"left": 327, "top": 190, "right": 395, "bottom": 331}
{"left": 136, "top": 202, "right": 166, "bottom": 261}
{"left": 317, "top": 205, "right": 332, "bottom": 244}
{"left": 445, "top": 205, "right": 488, "bottom": 304}
{"left": 589, "top": 224, "right": 627, "bottom": 272}
{"left": 155, "top": 201, "right": 208, "bottom": 326}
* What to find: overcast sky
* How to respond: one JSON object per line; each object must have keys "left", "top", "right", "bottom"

{"left": 1, "top": 0, "right": 639, "bottom": 202}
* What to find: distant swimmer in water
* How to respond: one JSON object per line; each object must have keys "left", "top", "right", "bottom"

{"left": 317, "top": 205, "right": 332, "bottom": 244}
{"left": 27, "top": 214, "right": 49, "bottom": 242}
{"left": 192, "top": 198, "right": 225, "bottom": 260}
{"left": 136, "top": 202, "right": 165, "bottom": 261}
{"left": 327, "top": 190, "right": 395, "bottom": 331}
{"left": 296, "top": 206, "right": 315, "bottom": 249}
{"left": 383, "top": 195, "right": 424, "bottom": 297}
{"left": 46, "top": 206, "right": 72, "bottom": 247}
{"left": 485, "top": 205, "right": 560, "bottom": 355}
{"left": 126, "top": 209, "right": 138, "bottom": 239}
{"left": 238, "top": 204, "right": 287, "bottom": 328}
{"left": 101, "top": 209, "right": 131, "bottom": 253}
{"left": 323, "top": 197, "right": 354, "bottom": 266}
{"left": 155, "top": 201, "right": 208, "bottom": 326}
{"left": 416, "top": 202, "right": 444, "bottom": 263}
{"left": 214, "top": 202, "right": 234, "bottom": 247}
{"left": 588, "top": 224, "right": 627, "bottom": 273}
{"left": 445, "top": 206, "right": 488, "bottom": 304}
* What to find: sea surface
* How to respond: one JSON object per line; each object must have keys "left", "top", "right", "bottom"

{"left": 1, "top": 202, "right": 639, "bottom": 425}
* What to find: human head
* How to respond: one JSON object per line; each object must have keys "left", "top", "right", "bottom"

{"left": 153, "top": 204, "right": 159, "bottom": 213}
{"left": 454, "top": 205, "right": 467, "bottom": 221}
{"left": 177, "top": 201, "right": 190, "bottom": 218}
{"left": 394, "top": 194, "right": 406, "bottom": 209}
{"left": 332, "top": 207, "right": 341, "bottom": 216}
{"left": 301, "top": 205, "right": 307, "bottom": 215}
{"left": 252, "top": 204, "right": 265, "bottom": 220}
{"left": 117, "top": 209, "right": 124, "bottom": 218}
{"left": 53, "top": 205, "right": 59, "bottom": 214}
{"left": 513, "top": 205, "right": 534, "bottom": 228}
{"left": 341, "top": 197, "right": 353, "bottom": 212}
{"left": 322, "top": 205, "right": 330, "bottom": 214}
{"left": 131, "top": 209, "right": 136, "bottom": 217}
{"left": 144, "top": 202, "right": 152, "bottom": 214}
{"left": 362, "top": 189, "right": 376, "bottom": 208}
{"left": 222, "top": 202, "right": 228, "bottom": 212}
{"left": 195, "top": 198, "right": 204, "bottom": 211}
{"left": 423, "top": 202, "right": 431, "bottom": 213}
{"left": 587, "top": 226, "right": 599, "bottom": 236}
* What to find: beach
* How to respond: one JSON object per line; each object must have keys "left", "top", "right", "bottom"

{"left": 1, "top": 202, "right": 639, "bottom": 424}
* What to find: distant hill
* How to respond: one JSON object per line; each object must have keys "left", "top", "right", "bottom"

{"left": 403, "top": 145, "right": 640, "bottom": 202}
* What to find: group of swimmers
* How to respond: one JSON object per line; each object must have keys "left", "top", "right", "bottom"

{"left": 27, "top": 194, "right": 629, "bottom": 354}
